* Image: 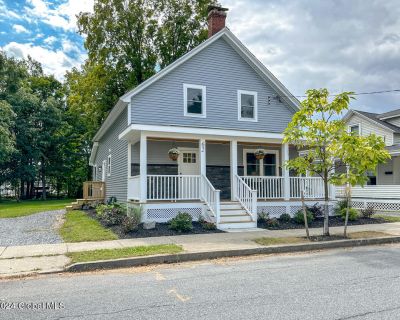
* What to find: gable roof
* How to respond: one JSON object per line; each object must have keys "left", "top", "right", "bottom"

{"left": 92, "top": 27, "right": 300, "bottom": 143}
{"left": 378, "top": 108, "right": 400, "bottom": 120}
{"left": 343, "top": 109, "right": 400, "bottom": 133}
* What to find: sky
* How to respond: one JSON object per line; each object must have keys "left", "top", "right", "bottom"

{"left": 1, "top": 0, "right": 400, "bottom": 112}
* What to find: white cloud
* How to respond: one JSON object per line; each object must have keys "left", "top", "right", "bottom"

{"left": 61, "top": 38, "right": 80, "bottom": 53}
{"left": 0, "top": 0, "right": 21, "bottom": 20}
{"left": 12, "top": 24, "right": 30, "bottom": 34}
{"left": 25, "top": 0, "right": 94, "bottom": 32}
{"left": 43, "top": 35, "right": 57, "bottom": 45}
{"left": 2, "top": 41, "right": 87, "bottom": 80}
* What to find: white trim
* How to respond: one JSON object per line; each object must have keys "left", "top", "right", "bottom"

{"left": 199, "top": 139, "right": 206, "bottom": 176}
{"left": 243, "top": 149, "right": 280, "bottom": 176}
{"left": 127, "top": 102, "right": 131, "bottom": 125}
{"left": 183, "top": 84, "right": 206, "bottom": 118}
{"left": 107, "top": 154, "right": 112, "bottom": 176}
{"left": 119, "top": 124, "right": 284, "bottom": 142}
{"left": 93, "top": 165, "right": 97, "bottom": 181}
{"left": 89, "top": 142, "right": 99, "bottom": 166}
{"left": 102, "top": 160, "right": 106, "bottom": 182}
{"left": 237, "top": 90, "right": 258, "bottom": 122}
{"left": 139, "top": 133, "right": 147, "bottom": 202}
{"left": 230, "top": 139, "right": 238, "bottom": 201}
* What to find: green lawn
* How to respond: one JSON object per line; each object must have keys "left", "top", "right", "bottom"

{"left": 0, "top": 199, "right": 72, "bottom": 218}
{"left": 60, "top": 210, "right": 118, "bottom": 242}
{"left": 254, "top": 237, "right": 309, "bottom": 246}
{"left": 67, "top": 244, "right": 183, "bottom": 264}
{"left": 374, "top": 214, "right": 400, "bottom": 223}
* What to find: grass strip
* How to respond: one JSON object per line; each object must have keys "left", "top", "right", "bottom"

{"left": 0, "top": 199, "right": 72, "bottom": 218}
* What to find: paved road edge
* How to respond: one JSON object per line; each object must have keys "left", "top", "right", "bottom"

{"left": 66, "top": 236, "right": 400, "bottom": 272}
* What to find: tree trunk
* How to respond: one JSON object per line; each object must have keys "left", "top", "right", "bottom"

{"left": 323, "top": 169, "right": 330, "bottom": 236}
{"left": 344, "top": 185, "right": 351, "bottom": 237}
{"left": 301, "top": 190, "right": 310, "bottom": 239}
{"left": 41, "top": 160, "right": 46, "bottom": 200}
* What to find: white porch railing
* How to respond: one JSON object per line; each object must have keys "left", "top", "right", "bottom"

{"left": 235, "top": 175, "right": 257, "bottom": 222}
{"left": 336, "top": 185, "right": 400, "bottom": 199}
{"left": 128, "top": 175, "right": 141, "bottom": 200}
{"left": 290, "top": 177, "right": 325, "bottom": 199}
{"left": 240, "top": 176, "right": 284, "bottom": 199}
{"left": 200, "top": 175, "right": 221, "bottom": 224}
{"left": 147, "top": 175, "right": 201, "bottom": 201}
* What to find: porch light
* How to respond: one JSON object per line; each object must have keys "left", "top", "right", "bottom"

{"left": 254, "top": 149, "right": 265, "bottom": 160}
{"left": 168, "top": 148, "right": 180, "bottom": 161}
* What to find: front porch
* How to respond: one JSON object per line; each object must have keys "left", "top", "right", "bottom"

{"left": 123, "top": 129, "right": 334, "bottom": 229}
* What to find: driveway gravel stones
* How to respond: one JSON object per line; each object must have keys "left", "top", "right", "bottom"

{"left": 0, "top": 210, "right": 65, "bottom": 246}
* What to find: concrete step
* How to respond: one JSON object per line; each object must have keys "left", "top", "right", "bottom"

{"left": 220, "top": 209, "right": 247, "bottom": 216}
{"left": 220, "top": 215, "right": 252, "bottom": 222}
{"left": 218, "top": 221, "right": 257, "bottom": 230}
{"left": 220, "top": 204, "right": 243, "bottom": 210}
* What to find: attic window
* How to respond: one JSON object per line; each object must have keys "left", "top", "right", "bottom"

{"left": 183, "top": 84, "right": 206, "bottom": 117}
{"left": 238, "top": 90, "right": 258, "bottom": 122}
{"left": 349, "top": 124, "right": 360, "bottom": 135}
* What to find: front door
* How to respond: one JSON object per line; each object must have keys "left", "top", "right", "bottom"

{"left": 178, "top": 148, "right": 200, "bottom": 175}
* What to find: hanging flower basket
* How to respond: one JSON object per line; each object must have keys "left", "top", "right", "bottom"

{"left": 254, "top": 149, "right": 265, "bottom": 160}
{"left": 168, "top": 148, "right": 180, "bottom": 161}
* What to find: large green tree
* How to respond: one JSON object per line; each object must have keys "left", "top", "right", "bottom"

{"left": 284, "top": 89, "right": 389, "bottom": 236}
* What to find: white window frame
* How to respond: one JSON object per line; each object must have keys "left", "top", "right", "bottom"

{"left": 348, "top": 123, "right": 361, "bottom": 135}
{"left": 102, "top": 160, "right": 106, "bottom": 182}
{"left": 243, "top": 149, "right": 279, "bottom": 176}
{"left": 183, "top": 83, "right": 206, "bottom": 118}
{"left": 107, "top": 154, "right": 112, "bottom": 176}
{"left": 94, "top": 165, "right": 97, "bottom": 181}
{"left": 238, "top": 90, "right": 258, "bottom": 122}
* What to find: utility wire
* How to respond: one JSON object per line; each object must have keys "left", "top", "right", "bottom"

{"left": 268, "top": 89, "right": 400, "bottom": 100}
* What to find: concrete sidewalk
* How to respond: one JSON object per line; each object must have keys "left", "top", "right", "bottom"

{"left": 1, "top": 222, "right": 400, "bottom": 277}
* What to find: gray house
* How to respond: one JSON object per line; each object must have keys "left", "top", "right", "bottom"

{"left": 89, "top": 6, "right": 331, "bottom": 229}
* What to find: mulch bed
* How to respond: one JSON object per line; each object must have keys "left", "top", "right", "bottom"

{"left": 85, "top": 209, "right": 224, "bottom": 239}
{"left": 258, "top": 216, "right": 388, "bottom": 230}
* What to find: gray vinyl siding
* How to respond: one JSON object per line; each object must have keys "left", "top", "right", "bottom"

{"left": 394, "top": 133, "right": 400, "bottom": 145}
{"left": 347, "top": 114, "right": 393, "bottom": 146}
{"left": 385, "top": 117, "right": 400, "bottom": 128}
{"left": 94, "top": 108, "right": 128, "bottom": 202}
{"left": 130, "top": 37, "right": 295, "bottom": 133}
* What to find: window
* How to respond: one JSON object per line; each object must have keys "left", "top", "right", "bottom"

{"left": 238, "top": 90, "right": 257, "bottom": 121}
{"left": 349, "top": 124, "right": 360, "bottom": 135}
{"left": 243, "top": 149, "right": 278, "bottom": 176}
{"left": 94, "top": 166, "right": 97, "bottom": 180}
{"left": 182, "top": 152, "right": 197, "bottom": 164}
{"left": 366, "top": 171, "right": 376, "bottom": 185}
{"left": 183, "top": 84, "right": 206, "bottom": 117}
{"left": 107, "top": 155, "right": 111, "bottom": 176}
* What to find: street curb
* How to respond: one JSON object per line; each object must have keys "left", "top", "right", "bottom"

{"left": 65, "top": 236, "right": 400, "bottom": 273}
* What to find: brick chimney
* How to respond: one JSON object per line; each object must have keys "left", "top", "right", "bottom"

{"left": 207, "top": 5, "right": 228, "bottom": 38}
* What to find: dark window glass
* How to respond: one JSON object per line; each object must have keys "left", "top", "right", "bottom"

{"left": 263, "top": 154, "right": 276, "bottom": 176}
{"left": 187, "top": 88, "right": 202, "bottom": 114}
{"left": 246, "top": 153, "right": 260, "bottom": 176}
{"left": 241, "top": 94, "right": 255, "bottom": 119}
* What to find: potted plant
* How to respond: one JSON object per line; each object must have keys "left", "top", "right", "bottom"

{"left": 254, "top": 149, "right": 265, "bottom": 160}
{"left": 168, "top": 148, "right": 180, "bottom": 161}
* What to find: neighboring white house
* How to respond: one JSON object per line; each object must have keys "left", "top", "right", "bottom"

{"left": 337, "top": 108, "right": 400, "bottom": 211}
{"left": 88, "top": 5, "right": 333, "bottom": 229}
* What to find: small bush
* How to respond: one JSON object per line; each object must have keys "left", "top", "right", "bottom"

{"left": 360, "top": 207, "right": 375, "bottom": 219}
{"left": 293, "top": 209, "right": 314, "bottom": 225}
{"left": 121, "top": 216, "right": 138, "bottom": 233}
{"left": 258, "top": 210, "right": 270, "bottom": 223}
{"left": 266, "top": 218, "right": 279, "bottom": 228}
{"left": 95, "top": 203, "right": 126, "bottom": 226}
{"left": 307, "top": 203, "right": 324, "bottom": 219}
{"left": 279, "top": 213, "right": 291, "bottom": 222}
{"left": 340, "top": 208, "right": 359, "bottom": 221}
{"left": 202, "top": 221, "right": 217, "bottom": 230}
{"left": 169, "top": 212, "right": 193, "bottom": 232}
{"left": 334, "top": 199, "right": 351, "bottom": 216}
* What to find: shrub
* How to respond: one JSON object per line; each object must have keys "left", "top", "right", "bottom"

{"left": 95, "top": 203, "right": 126, "bottom": 226}
{"left": 360, "top": 207, "right": 375, "bottom": 219}
{"left": 293, "top": 209, "right": 314, "bottom": 225}
{"left": 340, "top": 208, "right": 359, "bottom": 221}
{"left": 121, "top": 216, "right": 138, "bottom": 233}
{"left": 279, "top": 213, "right": 291, "bottom": 222}
{"left": 334, "top": 199, "right": 351, "bottom": 216}
{"left": 307, "top": 203, "right": 324, "bottom": 219}
{"left": 258, "top": 210, "right": 270, "bottom": 223}
{"left": 202, "top": 221, "right": 217, "bottom": 230}
{"left": 169, "top": 212, "right": 193, "bottom": 232}
{"left": 266, "top": 218, "right": 279, "bottom": 228}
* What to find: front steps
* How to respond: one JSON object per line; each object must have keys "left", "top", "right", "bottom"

{"left": 217, "top": 201, "right": 257, "bottom": 230}
{"left": 65, "top": 198, "right": 104, "bottom": 211}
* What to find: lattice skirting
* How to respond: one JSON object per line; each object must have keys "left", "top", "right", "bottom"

{"left": 138, "top": 203, "right": 204, "bottom": 222}
{"left": 349, "top": 199, "right": 400, "bottom": 212}
{"left": 257, "top": 201, "right": 335, "bottom": 218}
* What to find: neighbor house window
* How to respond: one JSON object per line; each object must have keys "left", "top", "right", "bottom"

{"left": 183, "top": 84, "right": 206, "bottom": 117}
{"left": 238, "top": 90, "right": 257, "bottom": 121}
{"left": 349, "top": 124, "right": 360, "bottom": 135}
{"left": 107, "top": 155, "right": 111, "bottom": 176}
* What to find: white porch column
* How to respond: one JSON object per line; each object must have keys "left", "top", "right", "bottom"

{"left": 330, "top": 159, "right": 336, "bottom": 200}
{"left": 282, "top": 143, "right": 290, "bottom": 200}
{"left": 127, "top": 142, "right": 132, "bottom": 201}
{"left": 139, "top": 132, "right": 147, "bottom": 203}
{"left": 199, "top": 138, "right": 206, "bottom": 176}
{"left": 230, "top": 139, "right": 238, "bottom": 201}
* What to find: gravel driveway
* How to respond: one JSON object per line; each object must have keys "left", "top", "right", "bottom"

{"left": 0, "top": 210, "right": 65, "bottom": 246}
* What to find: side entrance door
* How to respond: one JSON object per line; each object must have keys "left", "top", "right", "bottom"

{"left": 177, "top": 148, "right": 200, "bottom": 199}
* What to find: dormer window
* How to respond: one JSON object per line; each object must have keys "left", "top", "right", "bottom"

{"left": 238, "top": 90, "right": 257, "bottom": 121}
{"left": 183, "top": 84, "right": 206, "bottom": 118}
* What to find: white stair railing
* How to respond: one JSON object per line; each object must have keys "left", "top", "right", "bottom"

{"left": 235, "top": 175, "right": 257, "bottom": 222}
{"left": 200, "top": 175, "right": 221, "bottom": 224}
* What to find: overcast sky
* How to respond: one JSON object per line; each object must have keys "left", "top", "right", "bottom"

{"left": 1, "top": 0, "right": 399, "bottom": 112}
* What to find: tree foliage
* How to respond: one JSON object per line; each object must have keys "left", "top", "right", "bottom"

{"left": 284, "top": 88, "right": 390, "bottom": 235}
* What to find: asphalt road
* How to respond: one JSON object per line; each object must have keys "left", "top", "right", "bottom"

{"left": 2, "top": 244, "right": 400, "bottom": 320}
